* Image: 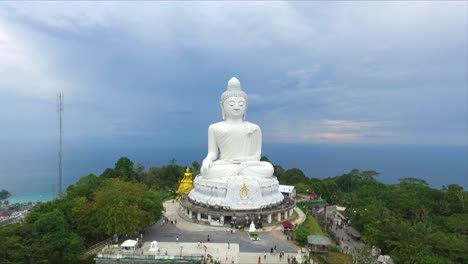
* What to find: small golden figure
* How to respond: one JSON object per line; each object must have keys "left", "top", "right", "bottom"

{"left": 176, "top": 167, "right": 194, "bottom": 195}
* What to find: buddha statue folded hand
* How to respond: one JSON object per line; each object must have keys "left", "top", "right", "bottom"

{"left": 200, "top": 77, "right": 274, "bottom": 179}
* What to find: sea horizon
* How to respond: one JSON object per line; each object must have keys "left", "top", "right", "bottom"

{"left": 1, "top": 142, "right": 467, "bottom": 204}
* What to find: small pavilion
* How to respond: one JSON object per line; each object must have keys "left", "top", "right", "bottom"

{"left": 282, "top": 220, "right": 294, "bottom": 235}
{"left": 121, "top": 239, "right": 138, "bottom": 253}
{"left": 307, "top": 235, "right": 331, "bottom": 253}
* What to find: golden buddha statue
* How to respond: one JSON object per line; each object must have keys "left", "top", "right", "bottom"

{"left": 176, "top": 167, "right": 194, "bottom": 195}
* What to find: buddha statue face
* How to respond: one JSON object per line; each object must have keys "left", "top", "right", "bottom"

{"left": 222, "top": 96, "right": 246, "bottom": 120}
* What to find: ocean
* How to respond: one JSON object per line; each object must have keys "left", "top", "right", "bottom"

{"left": 1, "top": 142, "right": 467, "bottom": 203}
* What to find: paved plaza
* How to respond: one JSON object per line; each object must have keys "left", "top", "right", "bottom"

{"left": 140, "top": 200, "right": 307, "bottom": 263}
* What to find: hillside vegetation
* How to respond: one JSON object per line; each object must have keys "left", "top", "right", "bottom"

{"left": 0, "top": 156, "right": 466, "bottom": 264}
{"left": 273, "top": 162, "right": 468, "bottom": 264}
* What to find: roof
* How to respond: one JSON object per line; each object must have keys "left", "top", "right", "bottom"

{"left": 121, "top": 240, "right": 138, "bottom": 247}
{"left": 307, "top": 235, "right": 331, "bottom": 246}
{"left": 282, "top": 220, "right": 293, "bottom": 229}
{"left": 336, "top": 206, "right": 346, "bottom": 211}
{"left": 346, "top": 226, "right": 362, "bottom": 238}
{"left": 278, "top": 185, "right": 295, "bottom": 193}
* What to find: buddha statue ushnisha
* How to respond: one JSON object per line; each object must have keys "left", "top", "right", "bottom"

{"left": 200, "top": 77, "right": 274, "bottom": 179}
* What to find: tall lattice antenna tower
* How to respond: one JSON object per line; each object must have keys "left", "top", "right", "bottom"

{"left": 57, "top": 92, "right": 64, "bottom": 197}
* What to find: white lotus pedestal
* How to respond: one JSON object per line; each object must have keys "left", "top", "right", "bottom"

{"left": 179, "top": 174, "right": 295, "bottom": 227}
{"left": 188, "top": 175, "right": 284, "bottom": 210}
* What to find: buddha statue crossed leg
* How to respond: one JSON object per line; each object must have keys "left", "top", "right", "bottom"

{"left": 200, "top": 77, "right": 274, "bottom": 179}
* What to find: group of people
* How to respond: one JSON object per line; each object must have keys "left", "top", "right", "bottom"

{"left": 261, "top": 247, "right": 295, "bottom": 264}
{"left": 161, "top": 216, "right": 177, "bottom": 225}
{"left": 286, "top": 254, "right": 300, "bottom": 264}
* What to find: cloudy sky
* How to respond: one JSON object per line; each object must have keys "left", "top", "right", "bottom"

{"left": 0, "top": 1, "right": 466, "bottom": 148}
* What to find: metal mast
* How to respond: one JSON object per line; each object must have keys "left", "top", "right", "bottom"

{"left": 57, "top": 92, "right": 64, "bottom": 197}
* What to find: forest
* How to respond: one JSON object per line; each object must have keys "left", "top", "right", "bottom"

{"left": 0, "top": 156, "right": 466, "bottom": 263}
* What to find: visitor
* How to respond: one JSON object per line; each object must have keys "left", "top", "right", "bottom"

{"left": 175, "top": 219, "right": 177, "bottom": 225}
{"left": 264, "top": 251, "right": 266, "bottom": 259}
{"left": 176, "top": 236, "right": 179, "bottom": 243}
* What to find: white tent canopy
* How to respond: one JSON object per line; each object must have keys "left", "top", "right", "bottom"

{"left": 120, "top": 239, "right": 138, "bottom": 248}
{"left": 278, "top": 185, "right": 295, "bottom": 193}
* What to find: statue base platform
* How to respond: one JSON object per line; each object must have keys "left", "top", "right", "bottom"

{"left": 188, "top": 175, "right": 284, "bottom": 210}
{"left": 179, "top": 194, "right": 296, "bottom": 227}
{"left": 181, "top": 175, "right": 296, "bottom": 227}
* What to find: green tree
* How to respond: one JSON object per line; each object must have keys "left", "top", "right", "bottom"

{"left": 280, "top": 168, "right": 307, "bottom": 185}
{"left": 274, "top": 165, "right": 285, "bottom": 179}
{"left": 114, "top": 157, "right": 137, "bottom": 181}
{"left": 295, "top": 182, "right": 310, "bottom": 194}
{"left": 100, "top": 168, "right": 116, "bottom": 178}
{"left": 399, "top": 177, "right": 428, "bottom": 186}
{"left": 294, "top": 226, "right": 310, "bottom": 246}
{"left": 134, "top": 163, "right": 146, "bottom": 182}
{"left": 445, "top": 184, "right": 465, "bottom": 213}
{"left": 0, "top": 224, "right": 31, "bottom": 263}
{"left": 29, "top": 209, "right": 84, "bottom": 263}
{"left": 192, "top": 161, "right": 201, "bottom": 171}
{"left": 0, "top": 189, "right": 11, "bottom": 199}
{"left": 143, "top": 166, "right": 164, "bottom": 189}
{"left": 70, "top": 196, "right": 97, "bottom": 238}
{"left": 92, "top": 179, "right": 161, "bottom": 236}
{"left": 67, "top": 173, "right": 102, "bottom": 199}
{"left": 351, "top": 246, "right": 375, "bottom": 264}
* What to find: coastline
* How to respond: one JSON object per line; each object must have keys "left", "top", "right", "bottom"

{"left": 4, "top": 192, "right": 54, "bottom": 204}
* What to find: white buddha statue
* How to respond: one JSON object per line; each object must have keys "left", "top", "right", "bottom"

{"left": 200, "top": 77, "right": 274, "bottom": 179}
{"left": 249, "top": 221, "right": 257, "bottom": 233}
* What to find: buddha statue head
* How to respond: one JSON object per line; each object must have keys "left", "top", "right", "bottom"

{"left": 221, "top": 77, "right": 248, "bottom": 120}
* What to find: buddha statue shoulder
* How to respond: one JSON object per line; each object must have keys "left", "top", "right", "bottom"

{"left": 200, "top": 77, "right": 274, "bottom": 179}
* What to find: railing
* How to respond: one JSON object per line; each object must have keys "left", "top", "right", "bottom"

{"left": 95, "top": 254, "right": 203, "bottom": 263}
{"left": 179, "top": 195, "right": 296, "bottom": 216}
{"left": 81, "top": 236, "right": 118, "bottom": 260}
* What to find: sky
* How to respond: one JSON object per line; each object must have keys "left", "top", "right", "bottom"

{"left": 0, "top": 1, "right": 467, "bottom": 149}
